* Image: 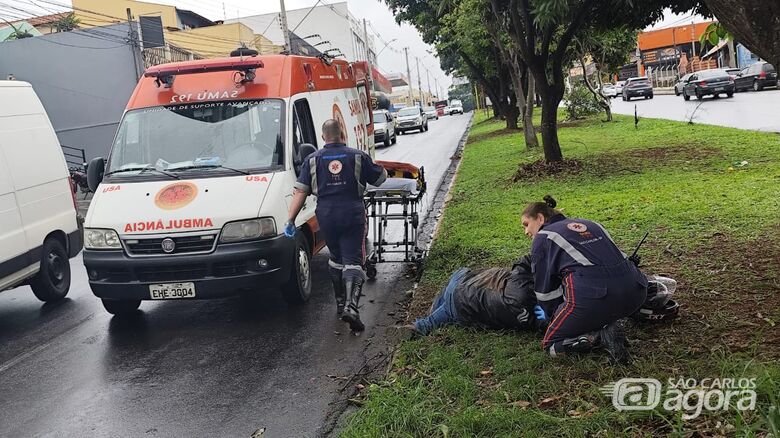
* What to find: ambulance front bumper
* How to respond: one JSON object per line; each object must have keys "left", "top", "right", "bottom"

{"left": 83, "top": 235, "right": 295, "bottom": 300}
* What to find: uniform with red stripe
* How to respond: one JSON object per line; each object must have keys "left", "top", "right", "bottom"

{"left": 530, "top": 213, "right": 647, "bottom": 356}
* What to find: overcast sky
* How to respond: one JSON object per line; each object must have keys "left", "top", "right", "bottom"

{"left": 10, "top": 1, "right": 707, "bottom": 94}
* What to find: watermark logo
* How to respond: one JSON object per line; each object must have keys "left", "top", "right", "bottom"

{"left": 601, "top": 377, "right": 757, "bottom": 420}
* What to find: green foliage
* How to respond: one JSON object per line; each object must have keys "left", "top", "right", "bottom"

{"left": 2, "top": 21, "right": 34, "bottom": 40}
{"left": 563, "top": 81, "right": 601, "bottom": 120}
{"left": 341, "top": 111, "right": 780, "bottom": 437}
{"left": 449, "top": 83, "right": 476, "bottom": 112}
{"left": 577, "top": 26, "right": 637, "bottom": 77}
{"left": 54, "top": 12, "right": 80, "bottom": 33}
{"left": 699, "top": 22, "right": 733, "bottom": 47}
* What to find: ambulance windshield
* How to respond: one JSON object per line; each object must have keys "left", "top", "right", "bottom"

{"left": 108, "top": 99, "right": 283, "bottom": 176}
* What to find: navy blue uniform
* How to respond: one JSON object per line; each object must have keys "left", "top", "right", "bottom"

{"left": 295, "top": 143, "right": 386, "bottom": 279}
{"left": 530, "top": 214, "right": 647, "bottom": 355}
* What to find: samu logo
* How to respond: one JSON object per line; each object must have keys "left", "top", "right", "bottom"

{"left": 601, "top": 378, "right": 662, "bottom": 411}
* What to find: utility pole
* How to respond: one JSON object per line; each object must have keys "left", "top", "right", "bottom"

{"left": 279, "top": 0, "right": 291, "bottom": 53}
{"left": 362, "top": 19, "right": 373, "bottom": 89}
{"left": 126, "top": 8, "right": 141, "bottom": 81}
{"left": 415, "top": 57, "right": 423, "bottom": 105}
{"left": 425, "top": 67, "right": 432, "bottom": 101}
{"left": 434, "top": 77, "right": 440, "bottom": 100}
{"left": 691, "top": 20, "right": 696, "bottom": 58}
{"left": 404, "top": 47, "right": 413, "bottom": 105}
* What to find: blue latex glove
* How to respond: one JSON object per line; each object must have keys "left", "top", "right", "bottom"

{"left": 283, "top": 220, "right": 296, "bottom": 238}
{"left": 534, "top": 305, "right": 547, "bottom": 322}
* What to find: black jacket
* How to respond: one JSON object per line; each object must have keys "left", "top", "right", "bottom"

{"left": 452, "top": 255, "right": 538, "bottom": 330}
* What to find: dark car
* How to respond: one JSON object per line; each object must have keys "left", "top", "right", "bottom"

{"left": 681, "top": 69, "right": 735, "bottom": 100}
{"left": 622, "top": 77, "right": 653, "bottom": 101}
{"left": 734, "top": 62, "right": 777, "bottom": 92}
{"left": 674, "top": 73, "right": 693, "bottom": 96}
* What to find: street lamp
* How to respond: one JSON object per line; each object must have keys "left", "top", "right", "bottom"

{"left": 377, "top": 38, "right": 398, "bottom": 57}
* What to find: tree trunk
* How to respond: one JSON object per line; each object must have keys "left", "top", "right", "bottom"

{"left": 540, "top": 95, "right": 563, "bottom": 162}
{"left": 579, "top": 57, "right": 613, "bottom": 122}
{"left": 523, "top": 74, "right": 538, "bottom": 147}
{"left": 505, "top": 102, "right": 519, "bottom": 129}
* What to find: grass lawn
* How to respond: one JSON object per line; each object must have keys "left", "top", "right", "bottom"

{"left": 341, "top": 111, "right": 780, "bottom": 437}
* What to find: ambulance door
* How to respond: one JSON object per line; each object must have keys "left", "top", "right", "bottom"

{"left": 355, "top": 81, "right": 375, "bottom": 157}
{"left": 291, "top": 98, "right": 319, "bottom": 221}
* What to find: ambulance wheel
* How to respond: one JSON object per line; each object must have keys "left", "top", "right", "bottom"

{"left": 383, "top": 136, "right": 391, "bottom": 148}
{"left": 30, "top": 237, "right": 70, "bottom": 302}
{"left": 366, "top": 263, "right": 377, "bottom": 280}
{"left": 281, "top": 235, "right": 312, "bottom": 305}
{"left": 392, "top": 133, "right": 397, "bottom": 144}
{"left": 102, "top": 299, "right": 141, "bottom": 315}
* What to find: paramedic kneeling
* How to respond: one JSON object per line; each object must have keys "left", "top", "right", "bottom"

{"left": 523, "top": 196, "right": 647, "bottom": 364}
{"left": 285, "top": 119, "right": 387, "bottom": 332}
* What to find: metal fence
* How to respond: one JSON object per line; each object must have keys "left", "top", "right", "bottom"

{"left": 647, "top": 64, "right": 680, "bottom": 88}
{"left": 142, "top": 44, "right": 202, "bottom": 68}
{"left": 61, "top": 144, "right": 87, "bottom": 170}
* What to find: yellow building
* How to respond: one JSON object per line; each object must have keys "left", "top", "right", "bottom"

{"left": 72, "top": 0, "right": 280, "bottom": 58}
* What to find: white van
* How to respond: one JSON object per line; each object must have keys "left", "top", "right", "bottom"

{"left": 83, "top": 54, "right": 375, "bottom": 315}
{"left": 0, "top": 81, "right": 82, "bottom": 301}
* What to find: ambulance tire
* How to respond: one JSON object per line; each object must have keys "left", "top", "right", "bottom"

{"left": 30, "top": 237, "right": 70, "bottom": 302}
{"left": 102, "top": 299, "right": 141, "bottom": 315}
{"left": 383, "top": 136, "right": 391, "bottom": 148}
{"left": 281, "top": 234, "right": 312, "bottom": 305}
{"left": 391, "top": 133, "right": 397, "bottom": 144}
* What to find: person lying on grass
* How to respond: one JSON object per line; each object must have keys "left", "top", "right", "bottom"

{"left": 522, "top": 195, "right": 647, "bottom": 364}
{"left": 408, "top": 255, "right": 543, "bottom": 336}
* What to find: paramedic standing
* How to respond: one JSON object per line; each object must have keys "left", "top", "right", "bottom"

{"left": 522, "top": 196, "right": 647, "bottom": 364}
{"left": 285, "top": 119, "right": 387, "bottom": 332}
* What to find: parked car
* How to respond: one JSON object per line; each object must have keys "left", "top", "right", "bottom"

{"left": 373, "top": 109, "right": 397, "bottom": 147}
{"left": 614, "top": 81, "right": 626, "bottom": 94}
{"left": 395, "top": 106, "right": 428, "bottom": 134}
{"left": 681, "top": 68, "right": 735, "bottom": 100}
{"left": 674, "top": 73, "right": 693, "bottom": 96}
{"left": 723, "top": 68, "right": 740, "bottom": 80}
{"left": 423, "top": 106, "right": 439, "bottom": 120}
{"left": 734, "top": 62, "right": 777, "bottom": 92}
{"left": 448, "top": 99, "right": 464, "bottom": 115}
{"left": 622, "top": 77, "right": 653, "bottom": 101}
{"left": 0, "top": 81, "right": 83, "bottom": 303}
{"left": 601, "top": 84, "right": 617, "bottom": 98}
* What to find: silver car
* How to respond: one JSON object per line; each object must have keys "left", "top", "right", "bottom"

{"left": 395, "top": 106, "right": 429, "bottom": 134}
{"left": 373, "top": 110, "right": 397, "bottom": 147}
{"left": 423, "top": 106, "right": 439, "bottom": 120}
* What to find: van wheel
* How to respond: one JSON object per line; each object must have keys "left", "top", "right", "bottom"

{"left": 281, "top": 234, "right": 311, "bottom": 305}
{"left": 102, "top": 299, "right": 141, "bottom": 315}
{"left": 383, "top": 136, "right": 390, "bottom": 148}
{"left": 391, "top": 133, "right": 397, "bottom": 144}
{"left": 30, "top": 238, "right": 71, "bottom": 302}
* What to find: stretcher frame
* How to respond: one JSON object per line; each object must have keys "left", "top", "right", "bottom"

{"left": 363, "top": 161, "right": 427, "bottom": 279}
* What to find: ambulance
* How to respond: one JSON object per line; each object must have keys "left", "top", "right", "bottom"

{"left": 83, "top": 52, "right": 374, "bottom": 315}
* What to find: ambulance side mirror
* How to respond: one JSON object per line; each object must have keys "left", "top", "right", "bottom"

{"left": 87, "top": 157, "right": 105, "bottom": 193}
{"left": 295, "top": 143, "right": 317, "bottom": 175}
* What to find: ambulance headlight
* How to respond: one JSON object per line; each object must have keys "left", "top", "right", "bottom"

{"left": 85, "top": 228, "right": 122, "bottom": 249}
{"left": 220, "top": 218, "right": 276, "bottom": 243}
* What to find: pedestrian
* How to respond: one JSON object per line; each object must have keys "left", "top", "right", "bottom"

{"left": 409, "top": 255, "right": 541, "bottom": 336}
{"left": 522, "top": 195, "right": 647, "bottom": 364}
{"left": 285, "top": 119, "right": 387, "bottom": 332}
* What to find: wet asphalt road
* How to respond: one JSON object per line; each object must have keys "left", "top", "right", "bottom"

{"left": 611, "top": 88, "right": 780, "bottom": 132}
{"left": 0, "top": 114, "right": 471, "bottom": 438}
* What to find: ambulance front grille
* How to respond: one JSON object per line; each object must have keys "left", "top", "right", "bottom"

{"left": 123, "top": 233, "right": 218, "bottom": 257}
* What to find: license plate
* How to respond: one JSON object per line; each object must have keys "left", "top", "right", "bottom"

{"left": 149, "top": 282, "right": 196, "bottom": 299}
{"left": 714, "top": 87, "right": 724, "bottom": 91}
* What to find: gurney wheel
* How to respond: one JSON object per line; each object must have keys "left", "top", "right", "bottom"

{"left": 366, "top": 263, "right": 378, "bottom": 280}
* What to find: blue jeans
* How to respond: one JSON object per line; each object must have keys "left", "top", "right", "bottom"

{"left": 414, "top": 268, "right": 468, "bottom": 335}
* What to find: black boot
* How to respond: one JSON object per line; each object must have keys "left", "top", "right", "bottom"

{"left": 329, "top": 267, "right": 346, "bottom": 317}
{"left": 341, "top": 277, "right": 365, "bottom": 332}
{"left": 598, "top": 320, "right": 630, "bottom": 365}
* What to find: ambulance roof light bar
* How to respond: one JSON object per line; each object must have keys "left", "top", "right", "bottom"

{"left": 144, "top": 59, "right": 265, "bottom": 88}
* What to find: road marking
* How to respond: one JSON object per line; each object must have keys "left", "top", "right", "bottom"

{"left": 0, "top": 314, "right": 94, "bottom": 374}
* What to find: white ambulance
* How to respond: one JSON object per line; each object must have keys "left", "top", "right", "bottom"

{"left": 83, "top": 53, "right": 374, "bottom": 315}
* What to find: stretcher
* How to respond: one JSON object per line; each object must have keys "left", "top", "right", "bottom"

{"left": 363, "top": 160, "right": 427, "bottom": 279}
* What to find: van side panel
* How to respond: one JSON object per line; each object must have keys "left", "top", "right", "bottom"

{"left": 0, "top": 146, "right": 30, "bottom": 286}
{"left": 0, "top": 88, "right": 77, "bottom": 258}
